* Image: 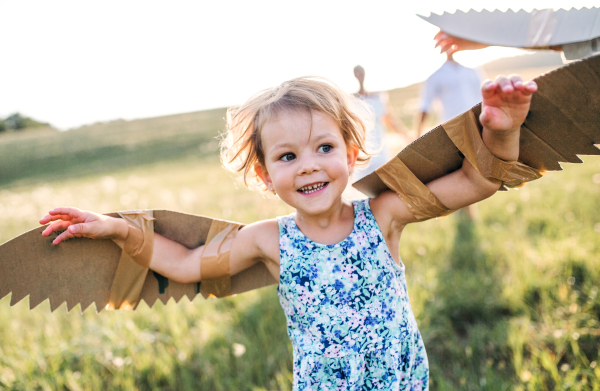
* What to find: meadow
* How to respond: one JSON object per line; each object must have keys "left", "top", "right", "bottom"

{"left": 1, "top": 58, "right": 599, "bottom": 390}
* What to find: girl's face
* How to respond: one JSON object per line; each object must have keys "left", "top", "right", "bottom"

{"left": 255, "top": 110, "right": 358, "bottom": 217}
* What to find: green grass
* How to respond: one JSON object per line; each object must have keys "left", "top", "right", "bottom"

{"left": 1, "top": 73, "right": 599, "bottom": 389}
{"left": 0, "top": 108, "right": 226, "bottom": 188}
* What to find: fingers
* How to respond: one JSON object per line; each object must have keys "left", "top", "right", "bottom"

{"left": 481, "top": 75, "right": 538, "bottom": 99}
{"left": 506, "top": 74, "right": 537, "bottom": 94}
{"left": 49, "top": 207, "right": 82, "bottom": 217}
{"left": 48, "top": 223, "right": 88, "bottom": 245}
{"left": 434, "top": 37, "right": 455, "bottom": 54}
{"left": 480, "top": 79, "right": 498, "bottom": 100}
{"left": 42, "top": 220, "right": 72, "bottom": 236}
{"left": 495, "top": 75, "right": 514, "bottom": 93}
{"left": 52, "top": 228, "right": 76, "bottom": 245}
{"left": 39, "top": 207, "right": 109, "bottom": 245}
{"left": 39, "top": 207, "right": 82, "bottom": 224}
{"left": 521, "top": 79, "right": 538, "bottom": 95}
{"left": 434, "top": 31, "right": 454, "bottom": 54}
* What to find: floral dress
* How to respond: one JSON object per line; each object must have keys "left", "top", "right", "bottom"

{"left": 277, "top": 199, "right": 429, "bottom": 391}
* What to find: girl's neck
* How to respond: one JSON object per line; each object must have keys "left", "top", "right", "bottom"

{"left": 294, "top": 198, "right": 355, "bottom": 245}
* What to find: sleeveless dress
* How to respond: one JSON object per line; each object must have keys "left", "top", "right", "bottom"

{"left": 277, "top": 199, "right": 429, "bottom": 390}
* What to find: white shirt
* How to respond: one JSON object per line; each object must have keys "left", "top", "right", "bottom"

{"left": 420, "top": 60, "right": 483, "bottom": 122}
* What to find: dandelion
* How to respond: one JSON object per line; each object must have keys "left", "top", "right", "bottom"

{"left": 113, "top": 357, "right": 124, "bottom": 367}
{"left": 232, "top": 343, "right": 246, "bottom": 357}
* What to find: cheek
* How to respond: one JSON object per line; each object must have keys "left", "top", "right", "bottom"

{"left": 270, "top": 166, "right": 295, "bottom": 188}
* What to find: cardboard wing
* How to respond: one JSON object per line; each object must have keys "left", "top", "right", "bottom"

{"left": 418, "top": 7, "right": 600, "bottom": 49}
{"left": 2, "top": 56, "right": 599, "bottom": 313}
{"left": 0, "top": 210, "right": 276, "bottom": 312}
{"left": 354, "top": 54, "right": 600, "bottom": 197}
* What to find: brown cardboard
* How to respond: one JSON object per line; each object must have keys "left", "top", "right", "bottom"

{"left": 0, "top": 210, "right": 276, "bottom": 312}
{"left": 354, "top": 53, "right": 600, "bottom": 197}
{"left": 1, "top": 55, "right": 599, "bottom": 313}
{"left": 442, "top": 111, "right": 543, "bottom": 187}
{"left": 198, "top": 220, "right": 242, "bottom": 299}
{"left": 106, "top": 210, "right": 155, "bottom": 310}
{"left": 418, "top": 7, "right": 600, "bottom": 49}
{"left": 376, "top": 157, "right": 455, "bottom": 221}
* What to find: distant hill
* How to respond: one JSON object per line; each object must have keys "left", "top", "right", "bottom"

{"left": 481, "top": 51, "right": 564, "bottom": 74}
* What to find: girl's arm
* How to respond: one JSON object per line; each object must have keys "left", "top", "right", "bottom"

{"left": 150, "top": 219, "right": 279, "bottom": 283}
{"left": 40, "top": 208, "right": 279, "bottom": 284}
{"left": 372, "top": 75, "right": 537, "bottom": 228}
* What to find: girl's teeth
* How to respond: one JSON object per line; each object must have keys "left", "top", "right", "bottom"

{"left": 301, "top": 183, "right": 325, "bottom": 193}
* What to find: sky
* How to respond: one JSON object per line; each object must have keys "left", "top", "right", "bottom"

{"left": 1, "top": 0, "right": 597, "bottom": 130}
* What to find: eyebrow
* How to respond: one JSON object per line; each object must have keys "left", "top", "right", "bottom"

{"left": 271, "top": 134, "right": 334, "bottom": 149}
{"left": 270, "top": 142, "right": 294, "bottom": 151}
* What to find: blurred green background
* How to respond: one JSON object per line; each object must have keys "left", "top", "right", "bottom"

{"left": 1, "top": 56, "right": 599, "bottom": 390}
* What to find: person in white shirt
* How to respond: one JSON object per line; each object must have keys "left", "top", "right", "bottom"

{"left": 417, "top": 53, "right": 484, "bottom": 136}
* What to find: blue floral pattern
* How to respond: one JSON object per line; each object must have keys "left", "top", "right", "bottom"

{"left": 277, "top": 199, "right": 429, "bottom": 390}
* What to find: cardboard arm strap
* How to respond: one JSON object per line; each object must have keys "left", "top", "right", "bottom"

{"left": 376, "top": 157, "right": 455, "bottom": 221}
{"left": 374, "top": 110, "right": 543, "bottom": 222}
{"left": 118, "top": 211, "right": 156, "bottom": 267}
{"left": 107, "top": 210, "right": 155, "bottom": 310}
{"left": 442, "top": 111, "right": 544, "bottom": 188}
{"left": 199, "top": 220, "right": 244, "bottom": 299}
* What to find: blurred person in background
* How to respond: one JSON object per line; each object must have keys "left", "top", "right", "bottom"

{"left": 352, "top": 65, "right": 411, "bottom": 184}
{"left": 416, "top": 51, "right": 484, "bottom": 136}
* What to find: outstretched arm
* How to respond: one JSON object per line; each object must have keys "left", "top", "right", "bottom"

{"left": 434, "top": 30, "right": 564, "bottom": 56}
{"left": 39, "top": 208, "right": 278, "bottom": 284}
{"left": 425, "top": 74, "right": 537, "bottom": 208}
{"left": 372, "top": 74, "right": 537, "bottom": 226}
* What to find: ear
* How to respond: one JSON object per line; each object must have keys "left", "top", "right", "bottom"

{"left": 346, "top": 143, "right": 360, "bottom": 174}
{"left": 254, "top": 163, "right": 274, "bottom": 192}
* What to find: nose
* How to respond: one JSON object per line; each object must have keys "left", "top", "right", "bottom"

{"left": 297, "top": 154, "right": 320, "bottom": 175}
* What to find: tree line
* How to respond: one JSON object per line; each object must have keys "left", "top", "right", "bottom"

{"left": 0, "top": 113, "right": 50, "bottom": 132}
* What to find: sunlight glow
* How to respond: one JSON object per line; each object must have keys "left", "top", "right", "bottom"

{"left": 1, "top": 0, "right": 596, "bottom": 129}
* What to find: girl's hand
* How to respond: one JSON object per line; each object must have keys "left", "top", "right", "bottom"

{"left": 480, "top": 75, "right": 538, "bottom": 134}
{"left": 39, "top": 207, "right": 128, "bottom": 245}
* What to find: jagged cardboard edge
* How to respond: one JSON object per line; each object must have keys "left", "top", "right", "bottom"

{"left": 0, "top": 209, "right": 276, "bottom": 313}
{"left": 354, "top": 54, "right": 600, "bottom": 197}
{"left": 418, "top": 7, "right": 600, "bottom": 48}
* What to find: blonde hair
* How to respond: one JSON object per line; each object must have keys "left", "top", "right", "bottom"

{"left": 220, "top": 76, "right": 373, "bottom": 191}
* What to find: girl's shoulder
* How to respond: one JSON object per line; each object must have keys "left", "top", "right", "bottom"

{"left": 237, "top": 218, "right": 280, "bottom": 261}
{"left": 369, "top": 191, "right": 415, "bottom": 231}
{"left": 241, "top": 218, "right": 280, "bottom": 240}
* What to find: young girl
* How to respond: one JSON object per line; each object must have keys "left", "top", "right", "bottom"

{"left": 40, "top": 75, "right": 537, "bottom": 390}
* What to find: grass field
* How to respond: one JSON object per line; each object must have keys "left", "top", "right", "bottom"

{"left": 1, "top": 58, "right": 599, "bottom": 390}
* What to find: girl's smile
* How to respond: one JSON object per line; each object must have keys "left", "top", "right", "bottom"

{"left": 297, "top": 182, "right": 328, "bottom": 195}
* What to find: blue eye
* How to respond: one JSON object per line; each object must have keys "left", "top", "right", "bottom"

{"left": 279, "top": 153, "right": 296, "bottom": 162}
{"left": 318, "top": 144, "right": 333, "bottom": 153}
